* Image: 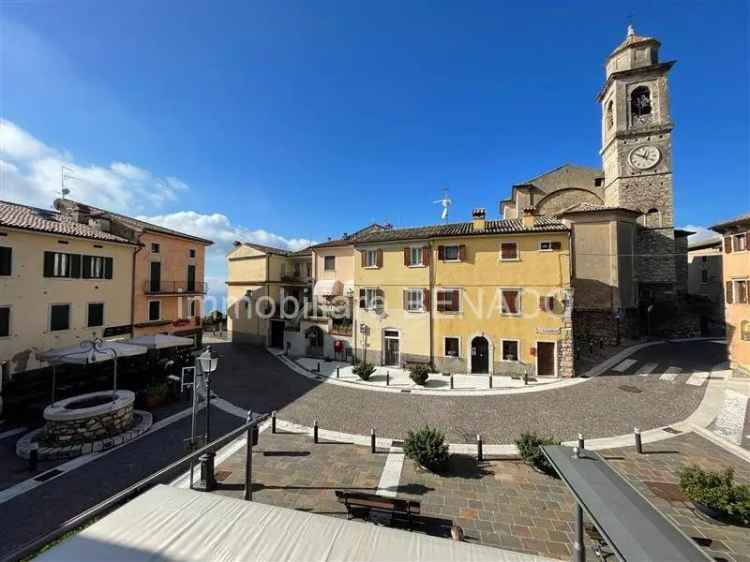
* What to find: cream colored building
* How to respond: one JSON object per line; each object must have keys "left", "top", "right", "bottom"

{"left": 687, "top": 238, "right": 725, "bottom": 336}
{"left": 352, "top": 209, "right": 574, "bottom": 377}
{"left": 712, "top": 214, "right": 750, "bottom": 376}
{"left": 0, "top": 201, "right": 137, "bottom": 380}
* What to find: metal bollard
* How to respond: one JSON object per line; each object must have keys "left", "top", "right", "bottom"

{"left": 371, "top": 427, "right": 376, "bottom": 454}
{"left": 488, "top": 373, "right": 493, "bottom": 389}
{"left": 577, "top": 433, "right": 584, "bottom": 451}
{"left": 272, "top": 411, "right": 277, "bottom": 434}
{"left": 336, "top": 367, "right": 340, "bottom": 378}
{"left": 477, "top": 434, "right": 483, "bottom": 462}
{"left": 450, "top": 374, "right": 454, "bottom": 389}
{"left": 634, "top": 427, "right": 643, "bottom": 454}
{"left": 523, "top": 371, "right": 528, "bottom": 386}
{"left": 386, "top": 371, "right": 390, "bottom": 386}
{"left": 313, "top": 418, "right": 319, "bottom": 444}
{"left": 317, "top": 361, "right": 321, "bottom": 372}
{"left": 28, "top": 443, "right": 39, "bottom": 472}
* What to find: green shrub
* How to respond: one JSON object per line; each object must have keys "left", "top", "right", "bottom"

{"left": 515, "top": 432, "right": 560, "bottom": 475}
{"left": 353, "top": 362, "right": 376, "bottom": 381}
{"left": 409, "top": 364, "right": 430, "bottom": 386}
{"left": 404, "top": 426, "right": 449, "bottom": 472}
{"left": 679, "top": 466, "right": 750, "bottom": 523}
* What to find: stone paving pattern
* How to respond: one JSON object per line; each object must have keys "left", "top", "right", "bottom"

{"left": 210, "top": 342, "right": 718, "bottom": 443}
{"left": 213, "top": 430, "right": 386, "bottom": 517}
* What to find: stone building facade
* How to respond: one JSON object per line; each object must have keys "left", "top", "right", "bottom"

{"left": 498, "top": 26, "right": 693, "bottom": 349}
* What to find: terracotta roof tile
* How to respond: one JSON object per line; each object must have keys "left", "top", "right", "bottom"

{"left": 0, "top": 200, "right": 134, "bottom": 244}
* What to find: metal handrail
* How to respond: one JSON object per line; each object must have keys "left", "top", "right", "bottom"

{"left": 1, "top": 412, "right": 269, "bottom": 562}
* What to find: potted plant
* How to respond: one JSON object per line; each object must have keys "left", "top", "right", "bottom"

{"left": 515, "top": 432, "right": 560, "bottom": 476}
{"left": 409, "top": 364, "right": 430, "bottom": 386}
{"left": 679, "top": 466, "right": 750, "bottom": 524}
{"left": 404, "top": 426, "right": 449, "bottom": 473}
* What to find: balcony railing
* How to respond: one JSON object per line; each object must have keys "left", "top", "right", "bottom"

{"left": 144, "top": 280, "right": 207, "bottom": 294}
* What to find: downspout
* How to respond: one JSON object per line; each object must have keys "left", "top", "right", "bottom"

{"left": 131, "top": 233, "right": 144, "bottom": 336}
{"left": 428, "top": 241, "right": 434, "bottom": 368}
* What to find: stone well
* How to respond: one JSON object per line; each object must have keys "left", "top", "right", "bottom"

{"left": 43, "top": 390, "right": 135, "bottom": 446}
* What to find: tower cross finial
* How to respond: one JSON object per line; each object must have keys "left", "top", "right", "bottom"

{"left": 626, "top": 18, "right": 635, "bottom": 37}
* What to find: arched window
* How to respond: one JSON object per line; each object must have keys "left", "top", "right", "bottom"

{"left": 606, "top": 100, "right": 614, "bottom": 131}
{"left": 644, "top": 208, "right": 661, "bottom": 228}
{"left": 631, "top": 86, "right": 652, "bottom": 125}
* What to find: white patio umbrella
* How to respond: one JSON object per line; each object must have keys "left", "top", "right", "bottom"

{"left": 126, "top": 334, "right": 195, "bottom": 349}
{"left": 38, "top": 339, "right": 148, "bottom": 404}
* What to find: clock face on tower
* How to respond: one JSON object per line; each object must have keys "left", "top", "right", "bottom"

{"left": 628, "top": 145, "right": 661, "bottom": 170}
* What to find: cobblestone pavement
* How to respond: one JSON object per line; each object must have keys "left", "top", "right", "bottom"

{"left": 212, "top": 430, "right": 386, "bottom": 516}
{"left": 209, "top": 341, "right": 720, "bottom": 443}
{"left": 396, "top": 432, "right": 750, "bottom": 561}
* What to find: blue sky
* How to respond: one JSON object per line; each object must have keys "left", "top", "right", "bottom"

{"left": 1, "top": 1, "right": 748, "bottom": 301}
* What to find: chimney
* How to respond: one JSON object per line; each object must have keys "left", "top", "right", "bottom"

{"left": 522, "top": 207, "right": 536, "bottom": 228}
{"left": 472, "top": 208, "right": 486, "bottom": 232}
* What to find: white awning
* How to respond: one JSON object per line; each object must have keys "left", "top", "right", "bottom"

{"left": 37, "top": 485, "right": 546, "bottom": 562}
{"left": 313, "top": 279, "right": 342, "bottom": 297}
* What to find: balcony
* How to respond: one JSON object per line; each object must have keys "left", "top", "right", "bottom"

{"left": 144, "top": 280, "right": 207, "bottom": 294}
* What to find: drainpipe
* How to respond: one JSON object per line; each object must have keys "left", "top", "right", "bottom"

{"left": 131, "top": 234, "right": 144, "bottom": 336}
{"left": 428, "top": 241, "right": 434, "bottom": 368}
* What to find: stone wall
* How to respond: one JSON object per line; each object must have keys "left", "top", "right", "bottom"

{"left": 45, "top": 402, "right": 134, "bottom": 446}
{"left": 637, "top": 228, "right": 677, "bottom": 285}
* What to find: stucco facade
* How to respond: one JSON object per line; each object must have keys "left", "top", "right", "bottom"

{"left": 712, "top": 217, "right": 750, "bottom": 376}
{"left": 0, "top": 228, "right": 135, "bottom": 377}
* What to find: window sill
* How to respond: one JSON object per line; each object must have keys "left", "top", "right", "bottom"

{"left": 441, "top": 259, "right": 461, "bottom": 263}
{"left": 500, "top": 313, "right": 522, "bottom": 317}
{"left": 363, "top": 266, "right": 380, "bottom": 270}
{"left": 407, "top": 264, "right": 425, "bottom": 268}
{"left": 498, "top": 258, "right": 521, "bottom": 262}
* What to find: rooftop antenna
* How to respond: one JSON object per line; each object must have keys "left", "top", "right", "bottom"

{"left": 60, "top": 165, "right": 76, "bottom": 199}
{"left": 433, "top": 188, "right": 452, "bottom": 222}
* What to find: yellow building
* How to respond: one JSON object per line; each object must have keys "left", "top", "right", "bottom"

{"left": 0, "top": 201, "right": 137, "bottom": 380}
{"left": 226, "top": 242, "right": 312, "bottom": 347}
{"left": 712, "top": 214, "right": 750, "bottom": 376}
{"left": 353, "top": 209, "right": 574, "bottom": 377}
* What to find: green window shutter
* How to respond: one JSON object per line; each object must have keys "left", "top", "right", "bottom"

{"left": 43, "top": 252, "right": 55, "bottom": 277}
{"left": 70, "top": 254, "right": 81, "bottom": 278}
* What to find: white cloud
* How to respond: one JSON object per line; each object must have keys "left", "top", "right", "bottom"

{"left": 682, "top": 224, "right": 722, "bottom": 247}
{"left": 0, "top": 119, "right": 315, "bottom": 310}
{"left": 0, "top": 119, "right": 187, "bottom": 211}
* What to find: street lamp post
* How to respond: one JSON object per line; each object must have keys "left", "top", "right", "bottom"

{"left": 194, "top": 346, "right": 219, "bottom": 492}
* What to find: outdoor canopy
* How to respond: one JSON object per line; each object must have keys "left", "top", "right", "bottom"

{"left": 36, "top": 485, "right": 548, "bottom": 562}
{"left": 313, "top": 279, "right": 342, "bottom": 297}
{"left": 126, "top": 334, "right": 195, "bottom": 349}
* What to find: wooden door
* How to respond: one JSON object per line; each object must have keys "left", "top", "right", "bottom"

{"left": 471, "top": 337, "right": 489, "bottom": 374}
{"left": 537, "top": 342, "right": 556, "bottom": 377}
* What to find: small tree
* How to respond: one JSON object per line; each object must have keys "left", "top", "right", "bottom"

{"left": 409, "top": 364, "right": 430, "bottom": 386}
{"left": 353, "top": 362, "right": 376, "bottom": 381}
{"left": 404, "top": 426, "right": 449, "bottom": 472}
{"left": 515, "top": 432, "right": 560, "bottom": 476}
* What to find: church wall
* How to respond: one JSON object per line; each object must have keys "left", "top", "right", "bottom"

{"left": 536, "top": 189, "right": 603, "bottom": 216}
{"left": 637, "top": 227, "right": 677, "bottom": 286}
{"left": 571, "top": 221, "right": 617, "bottom": 310}
{"left": 616, "top": 221, "right": 637, "bottom": 308}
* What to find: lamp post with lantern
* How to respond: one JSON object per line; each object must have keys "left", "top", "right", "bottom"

{"left": 194, "top": 346, "right": 219, "bottom": 492}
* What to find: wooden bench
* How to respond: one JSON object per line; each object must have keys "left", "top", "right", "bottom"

{"left": 335, "top": 491, "right": 420, "bottom": 528}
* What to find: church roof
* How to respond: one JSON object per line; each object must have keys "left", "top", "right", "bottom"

{"left": 609, "top": 25, "right": 660, "bottom": 59}
{"left": 519, "top": 163, "right": 604, "bottom": 187}
{"left": 557, "top": 202, "right": 641, "bottom": 215}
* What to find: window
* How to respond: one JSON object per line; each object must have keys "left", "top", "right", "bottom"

{"left": 360, "top": 288, "right": 381, "bottom": 310}
{"left": 0, "top": 246, "right": 11, "bottom": 276}
{"left": 500, "top": 289, "right": 521, "bottom": 315}
{"left": 441, "top": 245, "right": 461, "bottom": 262}
{"left": 306, "top": 262, "right": 312, "bottom": 277}
{"left": 539, "top": 241, "right": 554, "bottom": 251}
{"left": 731, "top": 279, "right": 748, "bottom": 304}
{"left": 436, "top": 289, "right": 460, "bottom": 313}
{"left": 500, "top": 242, "right": 518, "bottom": 261}
{"left": 404, "top": 288, "right": 424, "bottom": 312}
{"left": 148, "top": 300, "right": 161, "bottom": 321}
{"left": 83, "top": 256, "right": 113, "bottom": 279}
{"left": 189, "top": 249, "right": 196, "bottom": 258}
{"left": 50, "top": 304, "right": 71, "bottom": 331}
{"left": 187, "top": 264, "right": 196, "bottom": 291}
{"left": 190, "top": 299, "right": 197, "bottom": 318}
{"left": 151, "top": 243, "right": 160, "bottom": 253}
{"left": 324, "top": 256, "right": 335, "bottom": 271}
{"left": 87, "top": 303, "right": 104, "bottom": 328}
{"left": 44, "top": 251, "right": 81, "bottom": 278}
{"left": 445, "top": 337, "right": 460, "bottom": 358}
{"left": 701, "top": 270, "right": 709, "bottom": 283}
{"left": 606, "top": 100, "right": 614, "bottom": 131}
{"left": 294, "top": 262, "right": 301, "bottom": 277}
{"left": 409, "top": 247, "right": 423, "bottom": 266}
{"left": 0, "top": 306, "right": 9, "bottom": 337}
{"left": 630, "top": 85, "right": 652, "bottom": 123}
{"left": 501, "top": 340, "right": 519, "bottom": 361}
{"left": 365, "top": 250, "right": 378, "bottom": 268}
{"left": 733, "top": 234, "right": 747, "bottom": 252}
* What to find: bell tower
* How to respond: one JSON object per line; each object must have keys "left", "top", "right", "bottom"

{"left": 599, "top": 25, "right": 678, "bottom": 300}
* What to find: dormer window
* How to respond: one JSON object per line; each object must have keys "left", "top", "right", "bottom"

{"left": 631, "top": 86, "right": 652, "bottom": 125}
